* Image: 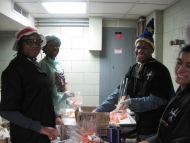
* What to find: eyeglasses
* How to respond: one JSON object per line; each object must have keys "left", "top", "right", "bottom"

{"left": 23, "top": 39, "right": 43, "bottom": 46}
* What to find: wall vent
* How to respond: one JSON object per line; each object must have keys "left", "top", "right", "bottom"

{"left": 13, "top": 2, "right": 29, "bottom": 19}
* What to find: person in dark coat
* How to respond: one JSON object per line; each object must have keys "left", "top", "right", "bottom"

{"left": 140, "top": 45, "right": 190, "bottom": 143}
{"left": 94, "top": 18, "right": 174, "bottom": 141}
{"left": 0, "top": 27, "right": 64, "bottom": 143}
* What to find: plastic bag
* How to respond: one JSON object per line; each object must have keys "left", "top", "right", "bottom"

{"left": 0, "top": 126, "right": 10, "bottom": 140}
{"left": 69, "top": 92, "right": 83, "bottom": 110}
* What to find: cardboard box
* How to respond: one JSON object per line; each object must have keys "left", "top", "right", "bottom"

{"left": 75, "top": 106, "right": 110, "bottom": 129}
{"left": 97, "top": 128, "right": 107, "bottom": 136}
{"left": 74, "top": 106, "right": 136, "bottom": 137}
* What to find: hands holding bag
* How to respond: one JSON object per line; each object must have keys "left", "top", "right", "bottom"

{"left": 119, "top": 99, "right": 131, "bottom": 110}
{"left": 62, "top": 91, "right": 75, "bottom": 100}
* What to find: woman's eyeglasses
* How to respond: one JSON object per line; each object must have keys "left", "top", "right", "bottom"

{"left": 23, "top": 39, "right": 43, "bottom": 46}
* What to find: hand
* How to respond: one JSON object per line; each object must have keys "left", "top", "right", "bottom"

{"left": 55, "top": 117, "right": 66, "bottom": 140}
{"left": 139, "top": 141, "right": 148, "bottom": 143}
{"left": 92, "top": 110, "right": 97, "bottom": 113}
{"left": 68, "top": 101, "right": 76, "bottom": 108}
{"left": 114, "top": 109, "right": 123, "bottom": 113}
{"left": 119, "top": 99, "right": 131, "bottom": 110}
{"left": 55, "top": 124, "right": 66, "bottom": 140}
{"left": 55, "top": 116, "right": 64, "bottom": 125}
{"left": 62, "top": 91, "right": 75, "bottom": 100}
{"left": 63, "top": 82, "right": 68, "bottom": 92}
{"left": 69, "top": 100, "right": 80, "bottom": 110}
{"left": 40, "top": 126, "right": 58, "bottom": 141}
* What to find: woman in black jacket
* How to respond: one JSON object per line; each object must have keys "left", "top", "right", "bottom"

{"left": 0, "top": 27, "right": 63, "bottom": 143}
{"left": 140, "top": 45, "right": 190, "bottom": 143}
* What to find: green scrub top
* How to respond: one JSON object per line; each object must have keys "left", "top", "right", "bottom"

{"left": 39, "top": 56, "right": 70, "bottom": 112}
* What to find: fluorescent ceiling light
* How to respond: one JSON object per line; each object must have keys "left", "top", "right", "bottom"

{"left": 42, "top": 2, "right": 86, "bottom": 14}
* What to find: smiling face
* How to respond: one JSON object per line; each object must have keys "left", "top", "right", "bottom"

{"left": 43, "top": 40, "right": 60, "bottom": 59}
{"left": 135, "top": 40, "right": 154, "bottom": 64}
{"left": 175, "top": 52, "right": 190, "bottom": 90}
{"left": 21, "top": 33, "right": 42, "bottom": 59}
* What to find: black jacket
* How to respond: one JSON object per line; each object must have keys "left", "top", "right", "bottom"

{"left": 157, "top": 84, "right": 190, "bottom": 143}
{"left": 125, "top": 57, "right": 173, "bottom": 135}
{"left": 0, "top": 56, "right": 55, "bottom": 143}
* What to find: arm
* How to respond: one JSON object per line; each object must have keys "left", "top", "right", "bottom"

{"left": 139, "top": 134, "right": 158, "bottom": 143}
{"left": 0, "top": 97, "right": 62, "bottom": 133}
{"left": 129, "top": 94, "right": 167, "bottom": 112}
{"left": 0, "top": 111, "right": 59, "bottom": 140}
{"left": 94, "top": 88, "right": 119, "bottom": 112}
{"left": 128, "top": 65, "right": 173, "bottom": 112}
{"left": 54, "top": 110, "right": 64, "bottom": 125}
{"left": 0, "top": 111, "right": 41, "bottom": 133}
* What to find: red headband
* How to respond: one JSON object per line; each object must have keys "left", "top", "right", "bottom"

{"left": 16, "top": 27, "right": 37, "bottom": 39}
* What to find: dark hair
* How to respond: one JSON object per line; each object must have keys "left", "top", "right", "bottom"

{"left": 179, "top": 45, "right": 190, "bottom": 55}
{"left": 42, "top": 43, "right": 47, "bottom": 53}
{"left": 16, "top": 36, "right": 26, "bottom": 57}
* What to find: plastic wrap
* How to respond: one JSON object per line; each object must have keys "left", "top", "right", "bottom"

{"left": 64, "top": 122, "right": 103, "bottom": 143}
{"left": 0, "top": 126, "right": 10, "bottom": 141}
{"left": 110, "top": 110, "right": 128, "bottom": 123}
{"left": 69, "top": 92, "right": 83, "bottom": 110}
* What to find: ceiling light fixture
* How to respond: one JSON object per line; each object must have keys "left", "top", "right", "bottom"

{"left": 35, "top": 18, "right": 89, "bottom": 27}
{"left": 41, "top": 2, "right": 86, "bottom": 14}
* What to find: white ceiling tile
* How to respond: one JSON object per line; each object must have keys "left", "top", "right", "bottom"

{"left": 89, "top": 2, "right": 133, "bottom": 14}
{"left": 0, "top": 0, "right": 180, "bottom": 31}
{"left": 89, "top": 0, "right": 135, "bottom": 2}
{"left": 51, "top": 14, "right": 87, "bottom": 18}
{"left": 130, "top": 4, "right": 168, "bottom": 15}
{"left": 139, "top": 0, "right": 178, "bottom": 5}
{"left": 39, "top": 0, "right": 85, "bottom": 1}
{"left": 13, "top": 0, "right": 38, "bottom": 2}
{"left": 89, "top": 13, "right": 124, "bottom": 19}
{"left": 125, "top": 14, "right": 141, "bottom": 19}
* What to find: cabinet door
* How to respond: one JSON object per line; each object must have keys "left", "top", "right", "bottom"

{"left": 100, "top": 27, "right": 136, "bottom": 104}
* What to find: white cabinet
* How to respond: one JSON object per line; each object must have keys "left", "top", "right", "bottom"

{"left": 89, "top": 17, "right": 102, "bottom": 51}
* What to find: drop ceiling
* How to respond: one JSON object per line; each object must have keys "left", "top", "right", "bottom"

{"left": 0, "top": 0, "right": 179, "bottom": 31}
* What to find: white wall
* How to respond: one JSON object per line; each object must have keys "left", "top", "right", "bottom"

{"left": 163, "top": 0, "right": 190, "bottom": 91}
{"left": 38, "top": 26, "right": 100, "bottom": 106}
{"left": 146, "top": 11, "right": 164, "bottom": 62}
{"left": 145, "top": 0, "right": 190, "bottom": 91}
{"left": 0, "top": 19, "right": 137, "bottom": 107}
{"left": 1, "top": 0, "right": 189, "bottom": 107}
{"left": 2, "top": 0, "right": 189, "bottom": 105}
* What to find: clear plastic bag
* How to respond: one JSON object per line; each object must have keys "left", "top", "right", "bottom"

{"left": 69, "top": 91, "right": 83, "bottom": 110}
{"left": 0, "top": 126, "right": 10, "bottom": 140}
{"left": 65, "top": 123, "right": 103, "bottom": 143}
{"left": 55, "top": 125, "right": 67, "bottom": 141}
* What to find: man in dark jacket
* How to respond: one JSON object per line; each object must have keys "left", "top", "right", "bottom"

{"left": 94, "top": 18, "right": 174, "bottom": 141}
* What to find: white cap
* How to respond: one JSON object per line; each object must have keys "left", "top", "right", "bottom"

{"left": 12, "top": 26, "right": 46, "bottom": 51}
